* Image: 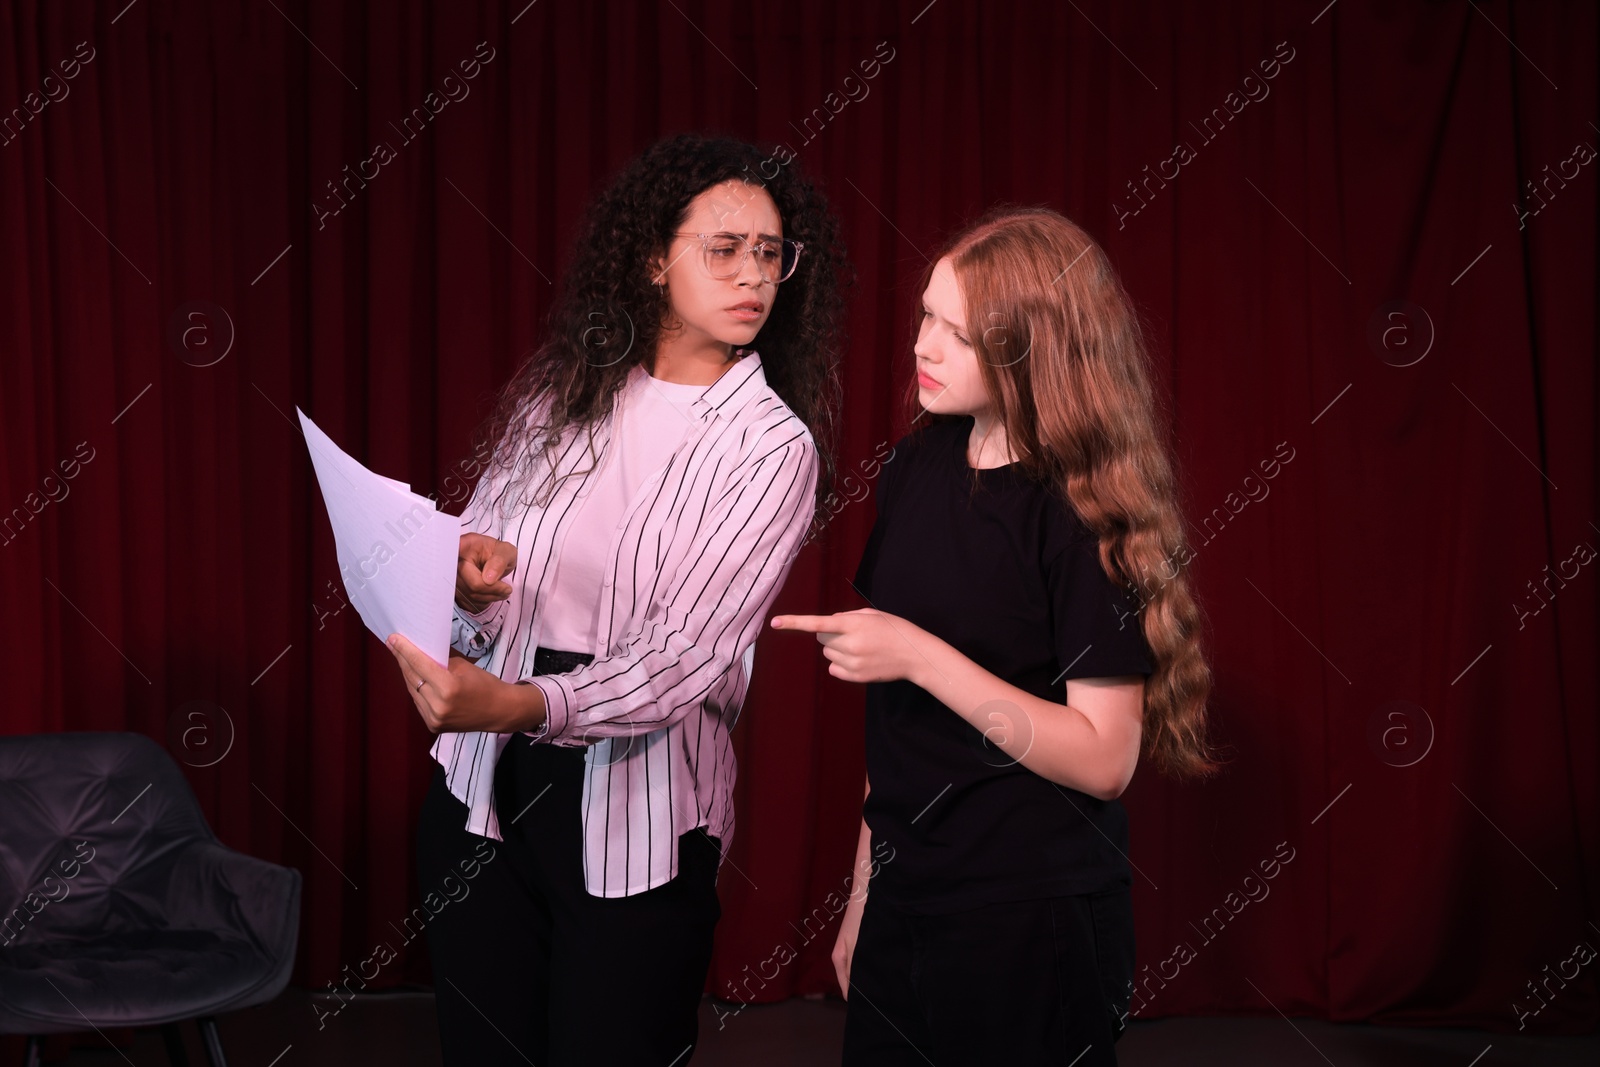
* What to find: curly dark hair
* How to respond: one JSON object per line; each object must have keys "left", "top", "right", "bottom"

{"left": 466, "top": 132, "right": 850, "bottom": 528}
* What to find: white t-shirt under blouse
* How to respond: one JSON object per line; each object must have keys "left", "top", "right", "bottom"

{"left": 537, "top": 367, "right": 709, "bottom": 653}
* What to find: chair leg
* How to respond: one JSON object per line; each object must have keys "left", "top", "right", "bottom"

{"left": 23, "top": 1035, "right": 41, "bottom": 1067}
{"left": 198, "top": 1016, "right": 229, "bottom": 1067}
{"left": 162, "top": 1021, "right": 192, "bottom": 1066}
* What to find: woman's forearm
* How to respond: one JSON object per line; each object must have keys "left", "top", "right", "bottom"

{"left": 506, "top": 679, "right": 549, "bottom": 733}
{"left": 846, "top": 776, "right": 873, "bottom": 906}
{"left": 903, "top": 627, "right": 1137, "bottom": 800}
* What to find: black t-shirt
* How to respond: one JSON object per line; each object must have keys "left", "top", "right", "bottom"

{"left": 852, "top": 415, "right": 1156, "bottom": 913}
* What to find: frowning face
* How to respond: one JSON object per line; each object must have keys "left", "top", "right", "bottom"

{"left": 913, "top": 256, "right": 991, "bottom": 418}
{"left": 652, "top": 180, "right": 783, "bottom": 353}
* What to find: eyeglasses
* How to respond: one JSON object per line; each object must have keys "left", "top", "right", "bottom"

{"left": 670, "top": 232, "right": 805, "bottom": 283}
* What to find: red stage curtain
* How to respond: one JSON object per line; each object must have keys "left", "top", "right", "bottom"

{"left": 1, "top": 0, "right": 1593, "bottom": 1041}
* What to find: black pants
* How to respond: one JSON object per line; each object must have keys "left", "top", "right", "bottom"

{"left": 415, "top": 650, "right": 723, "bottom": 1066}
{"left": 841, "top": 886, "right": 1135, "bottom": 1066}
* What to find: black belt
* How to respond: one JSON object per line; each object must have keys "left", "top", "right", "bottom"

{"left": 530, "top": 646, "right": 594, "bottom": 677}
{"left": 508, "top": 647, "right": 597, "bottom": 757}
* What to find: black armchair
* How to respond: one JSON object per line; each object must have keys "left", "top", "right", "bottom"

{"left": 0, "top": 731, "right": 301, "bottom": 1066}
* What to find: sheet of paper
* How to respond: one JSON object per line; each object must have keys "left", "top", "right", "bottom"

{"left": 297, "top": 407, "right": 459, "bottom": 666}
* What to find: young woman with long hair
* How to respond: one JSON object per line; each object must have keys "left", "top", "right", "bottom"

{"left": 385, "top": 132, "right": 848, "bottom": 1066}
{"left": 773, "top": 205, "right": 1217, "bottom": 1065}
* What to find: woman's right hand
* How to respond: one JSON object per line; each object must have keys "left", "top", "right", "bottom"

{"left": 456, "top": 532, "right": 517, "bottom": 614}
{"left": 832, "top": 895, "right": 865, "bottom": 1000}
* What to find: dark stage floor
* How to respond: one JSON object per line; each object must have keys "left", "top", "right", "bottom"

{"left": 21, "top": 985, "right": 1599, "bottom": 1065}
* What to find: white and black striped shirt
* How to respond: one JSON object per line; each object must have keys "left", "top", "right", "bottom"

{"left": 432, "top": 352, "right": 818, "bottom": 897}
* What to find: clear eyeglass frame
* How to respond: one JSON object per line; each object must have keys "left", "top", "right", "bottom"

{"left": 670, "top": 231, "right": 806, "bottom": 283}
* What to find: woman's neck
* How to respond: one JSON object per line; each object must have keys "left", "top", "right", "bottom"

{"left": 649, "top": 332, "right": 740, "bottom": 386}
{"left": 967, "top": 409, "right": 1018, "bottom": 469}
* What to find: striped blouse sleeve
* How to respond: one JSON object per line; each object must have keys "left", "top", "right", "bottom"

{"left": 523, "top": 433, "right": 819, "bottom": 744}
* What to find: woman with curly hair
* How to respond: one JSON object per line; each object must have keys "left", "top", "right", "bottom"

{"left": 773, "top": 206, "right": 1217, "bottom": 1065}
{"left": 387, "top": 132, "right": 848, "bottom": 1065}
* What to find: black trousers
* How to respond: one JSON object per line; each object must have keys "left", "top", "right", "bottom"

{"left": 415, "top": 649, "right": 723, "bottom": 1067}
{"left": 841, "top": 885, "right": 1135, "bottom": 1066}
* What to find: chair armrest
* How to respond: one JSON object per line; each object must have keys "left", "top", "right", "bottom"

{"left": 162, "top": 841, "right": 301, "bottom": 955}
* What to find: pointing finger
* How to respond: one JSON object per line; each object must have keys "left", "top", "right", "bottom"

{"left": 770, "top": 614, "right": 846, "bottom": 634}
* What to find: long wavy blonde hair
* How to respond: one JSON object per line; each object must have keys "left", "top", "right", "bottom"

{"left": 906, "top": 205, "right": 1219, "bottom": 779}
